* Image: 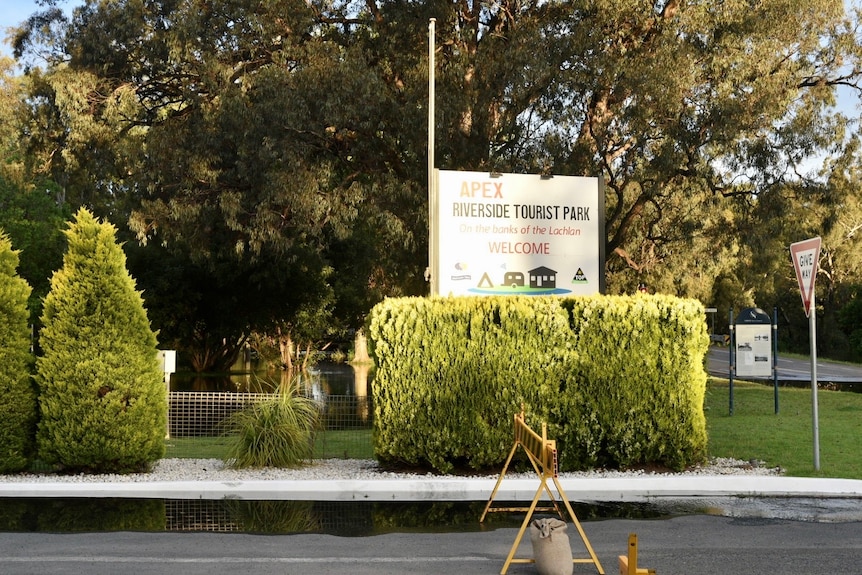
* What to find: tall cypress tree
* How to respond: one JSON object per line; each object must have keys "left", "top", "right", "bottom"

{"left": 0, "top": 232, "right": 35, "bottom": 473}
{"left": 36, "top": 208, "right": 166, "bottom": 473}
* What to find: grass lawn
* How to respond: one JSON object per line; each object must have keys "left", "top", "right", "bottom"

{"left": 705, "top": 379, "right": 862, "bottom": 478}
{"left": 165, "top": 429, "right": 375, "bottom": 461}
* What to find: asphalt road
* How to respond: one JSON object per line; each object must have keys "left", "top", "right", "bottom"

{"left": 1, "top": 514, "right": 860, "bottom": 575}
{"left": 707, "top": 347, "right": 862, "bottom": 383}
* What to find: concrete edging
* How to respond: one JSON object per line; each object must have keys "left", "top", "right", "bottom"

{"left": 2, "top": 475, "right": 861, "bottom": 501}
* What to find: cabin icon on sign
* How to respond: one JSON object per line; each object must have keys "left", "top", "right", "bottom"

{"left": 528, "top": 266, "right": 557, "bottom": 289}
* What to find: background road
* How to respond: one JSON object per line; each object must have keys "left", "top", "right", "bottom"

{"left": 2, "top": 514, "right": 861, "bottom": 575}
{"left": 707, "top": 347, "right": 862, "bottom": 383}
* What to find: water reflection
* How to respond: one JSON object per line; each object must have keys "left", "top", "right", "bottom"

{"left": 0, "top": 499, "right": 667, "bottom": 535}
{"left": 0, "top": 498, "right": 166, "bottom": 533}
{"left": 170, "top": 361, "right": 372, "bottom": 396}
{"left": 3, "top": 497, "right": 860, "bottom": 535}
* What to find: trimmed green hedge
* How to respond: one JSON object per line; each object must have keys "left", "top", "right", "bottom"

{"left": 368, "top": 294, "right": 708, "bottom": 473}
{"left": 559, "top": 295, "right": 708, "bottom": 471}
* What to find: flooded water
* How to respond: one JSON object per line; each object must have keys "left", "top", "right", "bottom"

{"left": 658, "top": 496, "right": 862, "bottom": 523}
{"left": 169, "top": 361, "right": 371, "bottom": 396}
{"left": 8, "top": 360, "right": 860, "bottom": 534}
{"left": 0, "top": 499, "right": 671, "bottom": 535}
{"left": 2, "top": 497, "right": 860, "bottom": 535}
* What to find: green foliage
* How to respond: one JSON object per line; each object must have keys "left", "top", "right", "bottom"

{"left": 368, "top": 295, "right": 708, "bottom": 473}
{"left": 125, "top": 242, "right": 336, "bottom": 372}
{"left": 368, "top": 296, "right": 575, "bottom": 473}
{"left": 0, "top": 175, "right": 69, "bottom": 327}
{"left": 35, "top": 208, "right": 167, "bottom": 473}
{"left": 838, "top": 294, "right": 862, "bottom": 358}
{"left": 11, "top": 0, "right": 862, "bottom": 366}
{"left": 0, "top": 231, "right": 36, "bottom": 473}
{"left": 222, "top": 380, "right": 321, "bottom": 469}
{"left": 561, "top": 294, "right": 709, "bottom": 470}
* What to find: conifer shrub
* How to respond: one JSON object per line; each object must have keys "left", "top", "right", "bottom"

{"left": 559, "top": 294, "right": 709, "bottom": 470}
{"left": 35, "top": 208, "right": 167, "bottom": 473}
{"left": 368, "top": 294, "right": 709, "bottom": 473}
{"left": 368, "top": 296, "right": 576, "bottom": 473}
{"left": 0, "top": 232, "right": 36, "bottom": 474}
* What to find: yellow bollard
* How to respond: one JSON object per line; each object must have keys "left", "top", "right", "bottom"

{"left": 618, "top": 533, "right": 655, "bottom": 575}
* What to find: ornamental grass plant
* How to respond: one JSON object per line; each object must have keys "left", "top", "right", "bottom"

{"left": 222, "top": 377, "right": 321, "bottom": 469}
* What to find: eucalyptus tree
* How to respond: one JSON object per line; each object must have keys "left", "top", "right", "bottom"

{"left": 14, "top": 0, "right": 426, "bottom": 369}
{"left": 528, "top": 1, "right": 862, "bottom": 293}
{"left": 322, "top": 0, "right": 862, "bottom": 297}
{"left": 0, "top": 57, "right": 23, "bottom": 177}
{"left": 12, "top": 0, "right": 862, "bottom": 367}
{"left": 737, "top": 140, "right": 862, "bottom": 358}
{"left": 0, "top": 58, "right": 70, "bottom": 325}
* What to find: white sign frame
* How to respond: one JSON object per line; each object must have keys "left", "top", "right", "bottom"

{"left": 431, "top": 170, "right": 604, "bottom": 297}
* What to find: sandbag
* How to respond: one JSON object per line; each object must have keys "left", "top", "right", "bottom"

{"left": 529, "top": 517, "right": 573, "bottom": 575}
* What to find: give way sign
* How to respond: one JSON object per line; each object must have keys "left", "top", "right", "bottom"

{"left": 790, "top": 237, "right": 821, "bottom": 318}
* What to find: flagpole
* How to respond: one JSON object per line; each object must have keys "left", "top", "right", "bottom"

{"left": 427, "top": 18, "right": 436, "bottom": 296}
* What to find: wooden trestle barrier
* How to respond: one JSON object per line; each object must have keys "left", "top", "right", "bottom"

{"left": 480, "top": 410, "right": 605, "bottom": 575}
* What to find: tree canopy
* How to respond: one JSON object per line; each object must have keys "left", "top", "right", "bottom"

{"left": 7, "top": 0, "right": 862, "bottom": 363}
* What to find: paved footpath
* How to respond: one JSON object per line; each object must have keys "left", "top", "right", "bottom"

{"left": 2, "top": 514, "right": 861, "bottom": 575}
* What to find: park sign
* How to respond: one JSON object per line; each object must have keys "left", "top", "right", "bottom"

{"left": 733, "top": 308, "right": 773, "bottom": 379}
{"left": 790, "top": 237, "right": 821, "bottom": 318}
{"left": 430, "top": 170, "right": 605, "bottom": 297}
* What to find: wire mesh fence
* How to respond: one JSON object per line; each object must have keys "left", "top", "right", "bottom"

{"left": 166, "top": 392, "right": 373, "bottom": 459}
{"left": 168, "top": 392, "right": 269, "bottom": 437}
{"left": 163, "top": 500, "right": 374, "bottom": 534}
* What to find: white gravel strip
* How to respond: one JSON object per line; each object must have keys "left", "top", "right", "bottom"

{"left": 0, "top": 456, "right": 780, "bottom": 484}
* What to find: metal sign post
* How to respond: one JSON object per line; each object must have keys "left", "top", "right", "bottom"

{"left": 790, "top": 237, "right": 822, "bottom": 471}
{"left": 427, "top": 18, "right": 438, "bottom": 295}
{"left": 810, "top": 290, "right": 819, "bottom": 471}
{"left": 728, "top": 307, "right": 734, "bottom": 415}
{"left": 773, "top": 307, "right": 779, "bottom": 414}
